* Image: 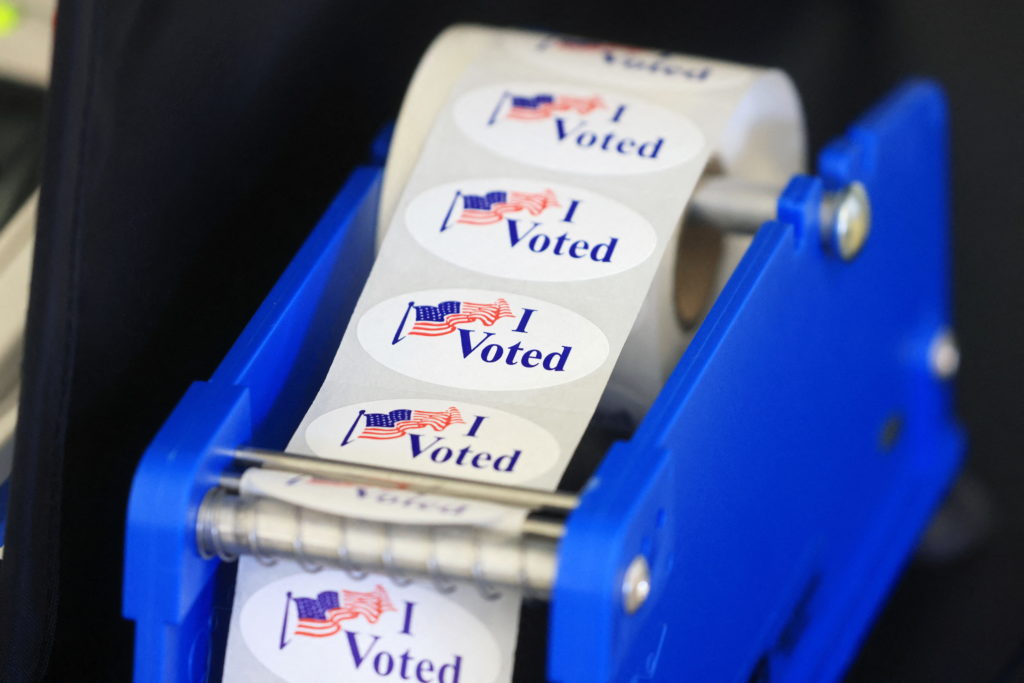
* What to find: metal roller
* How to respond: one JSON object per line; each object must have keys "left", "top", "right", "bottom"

{"left": 196, "top": 487, "right": 561, "bottom": 599}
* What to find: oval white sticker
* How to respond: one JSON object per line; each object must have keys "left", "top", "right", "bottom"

{"left": 504, "top": 31, "right": 753, "bottom": 91}
{"left": 357, "top": 289, "right": 609, "bottom": 391}
{"left": 305, "top": 398, "right": 561, "bottom": 485}
{"left": 405, "top": 178, "right": 657, "bottom": 282}
{"left": 453, "top": 82, "right": 704, "bottom": 175}
{"left": 240, "top": 470, "right": 524, "bottom": 529}
{"left": 240, "top": 572, "right": 502, "bottom": 683}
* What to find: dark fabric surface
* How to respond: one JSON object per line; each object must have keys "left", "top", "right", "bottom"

{"left": 0, "top": 0, "right": 1021, "bottom": 681}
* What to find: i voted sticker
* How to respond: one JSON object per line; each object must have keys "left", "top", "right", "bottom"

{"left": 504, "top": 31, "right": 753, "bottom": 90}
{"left": 357, "top": 289, "right": 609, "bottom": 391}
{"left": 406, "top": 178, "right": 657, "bottom": 282}
{"left": 453, "top": 82, "right": 705, "bottom": 175}
{"left": 305, "top": 398, "right": 560, "bottom": 485}
{"left": 241, "top": 471, "right": 523, "bottom": 529}
{"left": 241, "top": 572, "right": 502, "bottom": 683}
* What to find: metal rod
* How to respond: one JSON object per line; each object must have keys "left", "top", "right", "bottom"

{"left": 689, "top": 177, "right": 873, "bottom": 263}
{"left": 197, "top": 489, "right": 559, "bottom": 598}
{"left": 233, "top": 447, "right": 579, "bottom": 514}
{"left": 688, "top": 176, "right": 782, "bottom": 235}
{"left": 220, "top": 467, "right": 567, "bottom": 540}
{"left": 521, "top": 517, "right": 566, "bottom": 540}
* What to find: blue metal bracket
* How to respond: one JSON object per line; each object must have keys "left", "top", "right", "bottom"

{"left": 548, "top": 80, "right": 961, "bottom": 682}
{"left": 123, "top": 80, "right": 961, "bottom": 683}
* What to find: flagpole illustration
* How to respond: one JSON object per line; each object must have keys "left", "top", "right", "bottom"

{"left": 340, "top": 409, "right": 366, "bottom": 446}
{"left": 279, "top": 591, "right": 293, "bottom": 650}
{"left": 439, "top": 190, "right": 462, "bottom": 232}
{"left": 486, "top": 90, "right": 510, "bottom": 126}
{"left": 391, "top": 301, "right": 416, "bottom": 345}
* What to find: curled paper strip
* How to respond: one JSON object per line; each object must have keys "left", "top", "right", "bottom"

{"left": 239, "top": 469, "right": 527, "bottom": 532}
{"left": 224, "top": 24, "right": 804, "bottom": 682}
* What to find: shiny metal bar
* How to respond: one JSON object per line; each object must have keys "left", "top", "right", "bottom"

{"left": 521, "top": 517, "right": 566, "bottom": 540}
{"left": 688, "top": 176, "right": 781, "bottom": 234}
{"left": 197, "top": 489, "right": 560, "bottom": 598}
{"left": 232, "top": 447, "right": 579, "bottom": 513}
{"left": 220, "top": 465, "right": 566, "bottom": 540}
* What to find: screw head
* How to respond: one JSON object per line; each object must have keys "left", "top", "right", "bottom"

{"left": 929, "top": 329, "right": 960, "bottom": 380}
{"left": 622, "top": 555, "right": 651, "bottom": 614}
{"left": 830, "top": 181, "right": 871, "bottom": 261}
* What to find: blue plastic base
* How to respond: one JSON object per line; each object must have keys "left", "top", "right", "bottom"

{"left": 123, "top": 81, "right": 961, "bottom": 683}
{"left": 548, "top": 80, "right": 961, "bottom": 682}
{"left": 123, "top": 168, "right": 380, "bottom": 681}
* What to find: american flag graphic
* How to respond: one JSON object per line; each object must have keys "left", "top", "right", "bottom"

{"left": 407, "top": 299, "right": 514, "bottom": 337}
{"left": 506, "top": 93, "right": 605, "bottom": 120}
{"left": 293, "top": 585, "right": 396, "bottom": 638}
{"left": 359, "top": 406, "right": 464, "bottom": 440}
{"left": 457, "top": 189, "right": 559, "bottom": 225}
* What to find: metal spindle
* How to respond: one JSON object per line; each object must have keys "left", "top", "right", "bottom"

{"left": 197, "top": 489, "right": 560, "bottom": 598}
{"left": 232, "top": 447, "right": 579, "bottom": 513}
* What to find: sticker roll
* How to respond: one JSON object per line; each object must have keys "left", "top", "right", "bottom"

{"left": 380, "top": 25, "right": 806, "bottom": 422}
{"left": 223, "top": 25, "right": 806, "bottom": 682}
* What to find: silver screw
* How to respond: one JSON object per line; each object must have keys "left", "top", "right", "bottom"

{"left": 824, "top": 181, "right": 871, "bottom": 261}
{"left": 929, "top": 328, "right": 960, "bottom": 380}
{"left": 622, "top": 555, "right": 651, "bottom": 614}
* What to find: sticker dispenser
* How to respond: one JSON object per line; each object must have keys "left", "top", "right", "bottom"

{"left": 122, "top": 79, "right": 962, "bottom": 682}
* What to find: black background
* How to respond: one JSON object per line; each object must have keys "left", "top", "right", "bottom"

{"left": 0, "top": 0, "right": 1022, "bottom": 681}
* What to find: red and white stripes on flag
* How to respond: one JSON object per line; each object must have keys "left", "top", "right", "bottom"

{"left": 359, "top": 406, "right": 465, "bottom": 440}
{"left": 457, "top": 189, "right": 560, "bottom": 225}
{"left": 408, "top": 299, "right": 515, "bottom": 337}
{"left": 506, "top": 94, "right": 606, "bottom": 120}
{"left": 294, "top": 585, "right": 396, "bottom": 638}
